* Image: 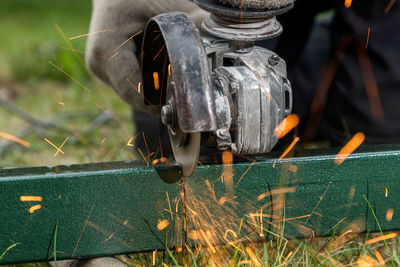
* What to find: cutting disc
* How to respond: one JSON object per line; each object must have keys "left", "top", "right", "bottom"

{"left": 170, "top": 131, "right": 201, "bottom": 177}
{"left": 165, "top": 80, "right": 201, "bottom": 178}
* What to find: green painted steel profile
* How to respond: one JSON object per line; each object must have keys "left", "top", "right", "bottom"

{"left": 1, "top": 149, "right": 400, "bottom": 264}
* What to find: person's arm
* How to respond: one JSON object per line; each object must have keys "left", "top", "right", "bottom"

{"left": 86, "top": 0, "right": 207, "bottom": 113}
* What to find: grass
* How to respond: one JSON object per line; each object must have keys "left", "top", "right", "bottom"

{"left": 0, "top": 0, "right": 135, "bottom": 168}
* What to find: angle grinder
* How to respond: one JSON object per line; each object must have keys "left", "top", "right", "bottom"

{"left": 141, "top": 0, "right": 294, "bottom": 177}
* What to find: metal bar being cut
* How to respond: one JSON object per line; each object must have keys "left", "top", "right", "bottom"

{"left": 1, "top": 149, "right": 400, "bottom": 264}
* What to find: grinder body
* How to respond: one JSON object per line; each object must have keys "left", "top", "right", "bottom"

{"left": 141, "top": 0, "right": 293, "bottom": 177}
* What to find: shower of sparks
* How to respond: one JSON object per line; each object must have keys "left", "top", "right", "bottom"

{"left": 55, "top": 136, "right": 69, "bottom": 156}
{"left": 29, "top": 204, "right": 42, "bottom": 214}
{"left": 334, "top": 132, "right": 365, "bottom": 165}
{"left": 375, "top": 251, "right": 385, "bottom": 266}
{"left": 344, "top": 0, "right": 352, "bottom": 8}
{"left": 365, "top": 233, "right": 397, "bottom": 245}
{"left": 0, "top": 131, "right": 30, "bottom": 147}
{"left": 274, "top": 114, "right": 300, "bottom": 138}
{"left": 49, "top": 61, "right": 91, "bottom": 93}
{"left": 386, "top": 208, "right": 394, "bottom": 221}
{"left": 69, "top": 29, "right": 108, "bottom": 40}
{"left": 366, "top": 27, "right": 371, "bottom": 49}
{"left": 20, "top": 196, "right": 42, "bottom": 202}
{"left": 385, "top": 0, "right": 396, "bottom": 13}
{"left": 44, "top": 138, "right": 66, "bottom": 155}
{"left": 278, "top": 137, "right": 300, "bottom": 161}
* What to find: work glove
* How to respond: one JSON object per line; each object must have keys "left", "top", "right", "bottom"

{"left": 86, "top": 0, "right": 208, "bottom": 113}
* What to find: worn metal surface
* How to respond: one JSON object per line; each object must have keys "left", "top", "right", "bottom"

{"left": 210, "top": 46, "right": 292, "bottom": 154}
{"left": 1, "top": 149, "right": 400, "bottom": 264}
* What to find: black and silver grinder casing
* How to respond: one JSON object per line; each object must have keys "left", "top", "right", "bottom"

{"left": 141, "top": 0, "right": 294, "bottom": 177}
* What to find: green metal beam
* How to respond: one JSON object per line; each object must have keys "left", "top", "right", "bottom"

{"left": 1, "top": 149, "right": 400, "bottom": 264}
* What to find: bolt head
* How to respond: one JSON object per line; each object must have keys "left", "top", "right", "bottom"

{"left": 161, "top": 104, "right": 172, "bottom": 126}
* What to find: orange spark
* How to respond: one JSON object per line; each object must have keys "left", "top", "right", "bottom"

{"left": 365, "top": 233, "right": 397, "bottom": 245}
{"left": 55, "top": 136, "right": 69, "bottom": 156}
{"left": 168, "top": 64, "right": 171, "bottom": 76}
{"left": 112, "top": 31, "right": 143, "bottom": 53}
{"left": 44, "top": 138, "right": 65, "bottom": 155}
{"left": 246, "top": 247, "right": 261, "bottom": 267}
{"left": 274, "top": 114, "right": 300, "bottom": 138}
{"left": 126, "top": 136, "right": 134, "bottom": 147}
{"left": 69, "top": 29, "right": 108, "bottom": 40}
{"left": 29, "top": 204, "right": 42, "bottom": 214}
{"left": 157, "top": 219, "right": 169, "bottom": 231}
{"left": 278, "top": 137, "right": 300, "bottom": 161}
{"left": 386, "top": 208, "right": 394, "bottom": 222}
{"left": 162, "top": 263, "right": 169, "bottom": 267}
{"left": 20, "top": 196, "right": 42, "bottom": 202}
{"left": 152, "top": 250, "right": 157, "bottom": 266}
{"left": 257, "top": 187, "right": 296, "bottom": 201}
{"left": 152, "top": 159, "right": 159, "bottom": 165}
{"left": 356, "top": 255, "right": 378, "bottom": 267}
{"left": 153, "top": 43, "right": 166, "bottom": 61}
{"left": 344, "top": 0, "right": 352, "bottom": 8}
{"left": 375, "top": 251, "right": 385, "bottom": 266}
{"left": 236, "top": 160, "right": 256, "bottom": 187}
{"left": 385, "top": 0, "right": 396, "bottom": 13}
{"left": 153, "top": 72, "right": 160, "bottom": 90}
{"left": 222, "top": 150, "right": 233, "bottom": 165}
{"left": 385, "top": 187, "right": 388, "bottom": 197}
{"left": 334, "top": 132, "right": 365, "bottom": 165}
{"left": 107, "top": 51, "right": 119, "bottom": 62}
{"left": 138, "top": 82, "right": 142, "bottom": 94}
{"left": 282, "top": 251, "right": 293, "bottom": 265}
{"left": 356, "top": 45, "right": 384, "bottom": 120}
{"left": 366, "top": 27, "right": 371, "bottom": 49}
{"left": 58, "top": 102, "right": 65, "bottom": 106}
{"left": 160, "top": 157, "right": 169, "bottom": 163}
{"left": 0, "top": 131, "right": 30, "bottom": 147}
{"left": 49, "top": 61, "right": 91, "bottom": 93}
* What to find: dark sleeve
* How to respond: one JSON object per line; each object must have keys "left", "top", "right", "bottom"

{"left": 276, "top": 0, "right": 335, "bottom": 71}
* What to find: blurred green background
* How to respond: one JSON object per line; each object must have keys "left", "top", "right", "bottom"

{"left": 0, "top": 0, "right": 135, "bottom": 168}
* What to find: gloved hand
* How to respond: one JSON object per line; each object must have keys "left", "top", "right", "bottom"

{"left": 86, "top": 0, "right": 208, "bottom": 113}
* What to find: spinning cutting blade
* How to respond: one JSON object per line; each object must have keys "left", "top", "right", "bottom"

{"left": 164, "top": 79, "right": 201, "bottom": 177}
